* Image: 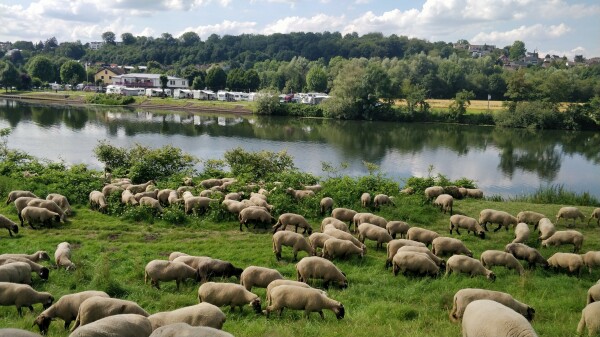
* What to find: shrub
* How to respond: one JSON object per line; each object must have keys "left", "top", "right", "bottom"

{"left": 86, "top": 94, "right": 135, "bottom": 105}
{"left": 224, "top": 147, "right": 296, "bottom": 182}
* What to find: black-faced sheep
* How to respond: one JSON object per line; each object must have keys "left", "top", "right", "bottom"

{"left": 34, "top": 290, "right": 109, "bottom": 334}
{"left": 582, "top": 251, "right": 600, "bottom": 274}
{"left": 461, "top": 300, "right": 538, "bottom": 337}
{"left": 556, "top": 206, "right": 586, "bottom": 227}
{"left": 273, "top": 213, "right": 313, "bottom": 235}
{"left": 0, "top": 328, "right": 43, "bottom": 337}
{"left": 149, "top": 323, "right": 234, "bottom": 337}
{"left": 54, "top": 242, "right": 75, "bottom": 270}
{"left": 392, "top": 251, "right": 440, "bottom": 277}
{"left": 446, "top": 255, "right": 496, "bottom": 281}
{"left": 134, "top": 190, "right": 158, "bottom": 202}
{"left": 144, "top": 260, "right": 199, "bottom": 290}
{"left": 373, "top": 194, "right": 394, "bottom": 207}
{"left": 516, "top": 211, "right": 546, "bottom": 227}
{"left": 322, "top": 237, "right": 366, "bottom": 260}
{"left": 102, "top": 184, "right": 124, "bottom": 198}
{"left": 285, "top": 188, "right": 315, "bottom": 199}
{"left": 45, "top": 193, "right": 72, "bottom": 215}
{"left": 480, "top": 250, "right": 525, "bottom": 276}
{"left": 13, "top": 196, "right": 39, "bottom": 226}
{"left": 323, "top": 227, "right": 365, "bottom": 251}
{"left": 139, "top": 196, "right": 164, "bottom": 213}
{"left": 352, "top": 212, "right": 387, "bottom": 229}
{"left": 309, "top": 233, "right": 334, "bottom": 256}
{"left": 0, "top": 214, "right": 18, "bottom": 237}
{"left": 513, "top": 223, "right": 530, "bottom": 244}
{"left": 148, "top": 303, "right": 226, "bottom": 331}
{"left": 589, "top": 208, "right": 600, "bottom": 226}
{"left": 0, "top": 262, "right": 32, "bottom": 284}
{"left": 479, "top": 209, "right": 517, "bottom": 232}
{"left": 197, "top": 282, "right": 261, "bottom": 314}
{"left": 0, "top": 251, "right": 50, "bottom": 263}
{"left": 320, "top": 217, "right": 350, "bottom": 232}
{"left": 238, "top": 207, "right": 275, "bottom": 231}
{"left": 397, "top": 246, "right": 445, "bottom": 269}
{"left": 431, "top": 237, "right": 472, "bottom": 257}
{"left": 265, "top": 285, "right": 344, "bottom": 320}
{"left": 578, "top": 302, "right": 600, "bottom": 337}
{"left": 331, "top": 207, "right": 357, "bottom": 223}
{"left": 450, "top": 288, "right": 534, "bottom": 322}
{"left": 547, "top": 252, "right": 584, "bottom": 276}
{"left": 424, "top": 186, "right": 444, "bottom": 201}
{"left": 239, "top": 266, "right": 284, "bottom": 291}
{"left": 406, "top": 227, "right": 440, "bottom": 247}
{"left": 386, "top": 220, "right": 409, "bottom": 239}
{"left": 69, "top": 314, "right": 152, "bottom": 337}
{"left": 541, "top": 230, "right": 584, "bottom": 253}
{"left": 504, "top": 243, "right": 548, "bottom": 269}
{"left": 20, "top": 206, "right": 61, "bottom": 229}
{"left": 357, "top": 223, "right": 393, "bottom": 250}
{"left": 70, "top": 297, "right": 149, "bottom": 331}
{"left": 88, "top": 191, "right": 107, "bottom": 213}
{"left": 588, "top": 283, "right": 600, "bottom": 305}
{"left": 385, "top": 239, "right": 427, "bottom": 268}
{"left": 168, "top": 252, "right": 189, "bottom": 261}
{"left": 172, "top": 255, "right": 211, "bottom": 270}
{"left": 465, "top": 188, "right": 483, "bottom": 199}
{"left": 296, "top": 256, "right": 347, "bottom": 289}
{"left": 449, "top": 214, "right": 485, "bottom": 239}
{"left": 265, "top": 280, "right": 323, "bottom": 306}
{"left": 320, "top": 197, "right": 334, "bottom": 214}
{"left": 433, "top": 194, "right": 453, "bottom": 214}
{"left": 0, "top": 256, "right": 50, "bottom": 280}
{"left": 0, "top": 282, "right": 53, "bottom": 316}
{"left": 272, "top": 231, "right": 315, "bottom": 261}
{"left": 6, "top": 190, "right": 38, "bottom": 205}
{"left": 196, "top": 258, "right": 244, "bottom": 283}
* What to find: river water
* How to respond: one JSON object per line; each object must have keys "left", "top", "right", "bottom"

{"left": 1, "top": 99, "right": 599, "bottom": 198}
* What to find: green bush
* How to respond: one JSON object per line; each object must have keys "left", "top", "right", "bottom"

{"left": 224, "top": 147, "right": 296, "bottom": 182}
{"left": 121, "top": 205, "right": 156, "bottom": 223}
{"left": 510, "top": 184, "right": 599, "bottom": 206}
{"left": 161, "top": 207, "right": 187, "bottom": 225}
{"left": 86, "top": 94, "right": 135, "bottom": 105}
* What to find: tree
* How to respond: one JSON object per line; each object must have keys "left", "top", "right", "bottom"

{"left": 226, "top": 68, "right": 245, "bottom": 91}
{"left": 101, "top": 31, "right": 116, "bottom": 45}
{"left": 27, "top": 56, "right": 55, "bottom": 82}
{"left": 60, "top": 60, "right": 85, "bottom": 86}
{"left": 205, "top": 66, "right": 227, "bottom": 91}
{"left": 306, "top": 66, "right": 328, "bottom": 92}
{"left": 509, "top": 40, "right": 526, "bottom": 61}
{"left": 0, "top": 61, "right": 20, "bottom": 92}
{"left": 160, "top": 74, "right": 168, "bottom": 96}
{"left": 449, "top": 89, "right": 475, "bottom": 121}
{"left": 244, "top": 69, "right": 260, "bottom": 92}
{"left": 121, "top": 33, "right": 136, "bottom": 45}
{"left": 192, "top": 76, "right": 205, "bottom": 90}
{"left": 180, "top": 32, "right": 200, "bottom": 46}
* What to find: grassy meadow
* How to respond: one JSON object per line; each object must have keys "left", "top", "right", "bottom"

{"left": 0, "top": 191, "right": 599, "bottom": 337}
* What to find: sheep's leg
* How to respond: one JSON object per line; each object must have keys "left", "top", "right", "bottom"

{"left": 278, "top": 307, "right": 284, "bottom": 317}
{"left": 493, "top": 224, "right": 503, "bottom": 232}
{"left": 64, "top": 319, "right": 72, "bottom": 330}
{"left": 28, "top": 305, "right": 34, "bottom": 313}
{"left": 393, "top": 264, "right": 399, "bottom": 276}
{"left": 18, "top": 213, "right": 23, "bottom": 227}
{"left": 319, "top": 311, "right": 325, "bottom": 319}
{"left": 8, "top": 228, "right": 13, "bottom": 237}
{"left": 482, "top": 222, "right": 489, "bottom": 231}
{"left": 17, "top": 306, "right": 23, "bottom": 317}
{"left": 455, "top": 227, "right": 461, "bottom": 235}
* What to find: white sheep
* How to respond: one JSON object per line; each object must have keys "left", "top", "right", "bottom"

{"left": 69, "top": 314, "right": 152, "bottom": 337}
{"left": 54, "top": 242, "right": 75, "bottom": 271}
{"left": 331, "top": 207, "right": 357, "bottom": 223}
{"left": 450, "top": 288, "right": 535, "bottom": 322}
{"left": 101, "top": 184, "right": 124, "bottom": 197}
{"left": 0, "top": 262, "right": 32, "bottom": 284}
{"left": 0, "top": 256, "right": 50, "bottom": 280}
{"left": 357, "top": 222, "right": 393, "bottom": 250}
{"left": 248, "top": 195, "right": 273, "bottom": 211}
{"left": 0, "top": 328, "right": 43, "bottom": 337}
{"left": 446, "top": 255, "right": 496, "bottom": 281}
{"left": 449, "top": 214, "right": 485, "bottom": 239}
{"left": 197, "top": 282, "right": 262, "bottom": 313}
{"left": 392, "top": 251, "right": 440, "bottom": 277}
{"left": 156, "top": 189, "right": 176, "bottom": 205}
{"left": 134, "top": 190, "right": 158, "bottom": 202}
{"left": 272, "top": 231, "right": 315, "bottom": 261}
{"left": 547, "top": 252, "right": 584, "bottom": 276}
{"left": 265, "top": 285, "right": 344, "bottom": 320}
{"left": 385, "top": 239, "right": 427, "bottom": 268}
{"left": 462, "top": 299, "right": 538, "bottom": 337}
{"left": 200, "top": 178, "right": 222, "bottom": 189}
{"left": 320, "top": 197, "right": 334, "bottom": 214}
{"left": 578, "top": 302, "right": 600, "bottom": 336}
{"left": 184, "top": 196, "right": 216, "bottom": 215}
{"left": 224, "top": 192, "right": 243, "bottom": 201}
{"left": 46, "top": 193, "right": 72, "bottom": 215}
{"left": 144, "top": 260, "right": 199, "bottom": 290}
{"left": 397, "top": 246, "right": 445, "bottom": 268}
{"left": 322, "top": 237, "right": 366, "bottom": 260}
{"left": 177, "top": 186, "right": 194, "bottom": 197}
{"left": 504, "top": 243, "right": 549, "bottom": 269}
{"left": 465, "top": 188, "right": 483, "bottom": 199}
{"left": 26, "top": 199, "right": 66, "bottom": 222}
{"left": 303, "top": 184, "right": 322, "bottom": 192}
{"left": 239, "top": 266, "right": 284, "bottom": 291}
{"left": 582, "top": 251, "right": 600, "bottom": 274}
{"left": 353, "top": 212, "right": 387, "bottom": 229}
{"left": 139, "top": 196, "right": 164, "bottom": 213}
{"left": 285, "top": 188, "right": 315, "bottom": 199}
{"left": 121, "top": 189, "right": 138, "bottom": 206}
{"left": 480, "top": 250, "right": 525, "bottom": 276}
{"left": 538, "top": 217, "right": 556, "bottom": 240}
{"left": 88, "top": 191, "right": 107, "bottom": 213}
{"left": 516, "top": 211, "right": 546, "bottom": 227}
{"left": 424, "top": 186, "right": 444, "bottom": 201}
{"left": 20, "top": 206, "right": 61, "bottom": 228}
{"left": 126, "top": 180, "right": 156, "bottom": 194}
{"left": 149, "top": 323, "right": 234, "bottom": 337}
{"left": 0, "top": 214, "right": 19, "bottom": 237}
{"left": 0, "top": 282, "right": 54, "bottom": 316}
{"left": 323, "top": 226, "right": 365, "bottom": 251}
{"left": 308, "top": 233, "right": 333, "bottom": 256}
{"left": 71, "top": 297, "right": 149, "bottom": 331}
{"left": 148, "top": 303, "right": 226, "bottom": 330}
{"left": 13, "top": 196, "right": 39, "bottom": 226}
{"left": 406, "top": 227, "right": 440, "bottom": 247}
{"left": 479, "top": 209, "right": 517, "bottom": 232}
{"left": 587, "top": 283, "right": 600, "bottom": 305}
{"left": 541, "top": 230, "right": 584, "bottom": 253}
{"left": 589, "top": 208, "right": 600, "bottom": 226}
{"left": 168, "top": 252, "right": 189, "bottom": 261}
{"left": 265, "top": 280, "right": 323, "bottom": 306}
{"left": 238, "top": 207, "right": 274, "bottom": 231}
{"left": 360, "top": 192, "right": 371, "bottom": 207}
{"left": 513, "top": 223, "right": 530, "bottom": 244}
{"left": 296, "top": 256, "right": 348, "bottom": 289}
{"left": 433, "top": 194, "right": 453, "bottom": 214}
{"left": 320, "top": 217, "right": 350, "bottom": 232}
{"left": 0, "top": 251, "right": 50, "bottom": 263}
{"left": 431, "top": 237, "right": 472, "bottom": 257}
{"left": 34, "top": 290, "right": 109, "bottom": 334}
{"left": 556, "top": 206, "right": 586, "bottom": 226}
{"left": 273, "top": 213, "right": 313, "bottom": 235}
{"left": 6, "top": 190, "right": 38, "bottom": 205}
{"left": 386, "top": 220, "right": 409, "bottom": 239}
{"left": 373, "top": 194, "right": 394, "bottom": 207}
{"left": 172, "top": 255, "right": 211, "bottom": 269}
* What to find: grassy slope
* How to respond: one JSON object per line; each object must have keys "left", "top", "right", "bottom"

{"left": 0, "top": 197, "right": 598, "bottom": 337}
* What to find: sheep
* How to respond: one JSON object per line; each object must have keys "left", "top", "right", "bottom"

{"left": 397, "top": 246, "right": 445, "bottom": 268}
{"left": 199, "top": 189, "right": 214, "bottom": 197}
{"left": 322, "top": 237, "right": 366, "bottom": 260}
{"left": 200, "top": 178, "right": 223, "bottom": 189}
{"left": 589, "top": 208, "right": 600, "bottom": 226}
{"left": 33, "top": 290, "right": 109, "bottom": 334}
{"left": 196, "top": 282, "right": 261, "bottom": 315}
{"left": 308, "top": 233, "right": 333, "bottom": 256}
{"left": 433, "top": 194, "right": 453, "bottom": 214}
{"left": 6, "top": 190, "right": 38, "bottom": 204}
{"left": 239, "top": 266, "right": 284, "bottom": 291}
{"left": 14, "top": 196, "right": 39, "bottom": 226}
{"left": 445, "top": 255, "right": 496, "bottom": 281}
{"left": 184, "top": 196, "right": 216, "bottom": 215}
{"left": 516, "top": 211, "right": 546, "bottom": 227}
{"left": 323, "top": 227, "right": 365, "bottom": 251}
{"left": 513, "top": 223, "right": 530, "bottom": 244}
{"left": 238, "top": 207, "right": 275, "bottom": 231}
{"left": 0, "top": 282, "right": 53, "bottom": 316}
{"left": 582, "top": 251, "right": 600, "bottom": 274}
{"left": 373, "top": 194, "right": 394, "bottom": 207}
{"left": 406, "top": 227, "right": 440, "bottom": 247}
{"left": 273, "top": 213, "right": 313, "bottom": 235}
{"left": 480, "top": 250, "right": 525, "bottom": 276}
{"left": 331, "top": 207, "right": 357, "bottom": 223}
{"left": 224, "top": 192, "right": 243, "bottom": 201}
{"left": 168, "top": 252, "right": 188, "bottom": 261}
{"left": 504, "top": 243, "right": 549, "bottom": 269}
{"left": 547, "top": 252, "right": 584, "bottom": 276}
{"left": 88, "top": 191, "right": 107, "bottom": 213}
{"left": 320, "top": 197, "right": 334, "bottom": 215}
{"left": 578, "top": 302, "right": 600, "bottom": 337}
{"left": 450, "top": 288, "right": 534, "bottom": 322}
{"left": 360, "top": 192, "right": 371, "bottom": 207}
{"left": 26, "top": 199, "right": 67, "bottom": 223}
{"left": 0, "top": 214, "right": 18, "bottom": 237}
{"left": 134, "top": 190, "right": 158, "bottom": 202}
{"left": 461, "top": 299, "right": 538, "bottom": 337}
{"left": 0, "top": 329, "right": 43, "bottom": 337}
{"left": 442, "top": 186, "right": 462, "bottom": 199}
{"left": 541, "top": 230, "right": 584, "bottom": 253}
{"left": 465, "top": 188, "right": 484, "bottom": 199}
{"left": 172, "top": 255, "right": 211, "bottom": 270}
{"left": 0, "top": 262, "right": 32, "bottom": 284}
{"left": 221, "top": 199, "right": 246, "bottom": 215}
{"left": 149, "top": 323, "right": 233, "bottom": 337}
{"left": 386, "top": 221, "right": 410, "bottom": 239}
{"left": 144, "top": 260, "right": 199, "bottom": 290}
{"left": 265, "top": 280, "right": 323, "bottom": 306}
{"left": 272, "top": 231, "right": 315, "bottom": 261}
{"left": 385, "top": 239, "right": 427, "bottom": 268}
{"left": 400, "top": 187, "right": 414, "bottom": 195}
{"left": 285, "top": 188, "right": 315, "bottom": 199}
{"left": 69, "top": 314, "right": 153, "bottom": 337}
{"left": 0, "top": 256, "right": 50, "bottom": 280}
{"left": 587, "top": 283, "right": 600, "bottom": 305}
{"left": 196, "top": 258, "right": 244, "bottom": 283}
{"left": 556, "top": 206, "right": 586, "bottom": 227}
{"left": 156, "top": 189, "right": 175, "bottom": 205}
{"left": 431, "top": 237, "right": 472, "bottom": 257}
{"left": 265, "top": 285, "right": 344, "bottom": 319}
{"left": 357, "top": 222, "right": 393, "bottom": 250}
{"left": 424, "top": 186, "right": 444, "bottom": 201}
{"left": 101, "top": 184, "right": 123, "bottom": 198}
{"left": 449, "top": 214, "right": 485, "bottom": 239}
{"left": 478, "top": 209, "right": 518, "bottom": 232}
{"left": 392, "top": 251, "right": 440, "bottom": 277}
{"left": 538, "top": 217, "right": 556, "bottom": 240}
{"left": 248, "top": 195, "right": 273, "bottom": 211}
{"left": 149, "top": 303, "right": 228, "bottom": 332}
{"left": 46, "top": 193, "right": 72, "bottom": 215}
{"left": 0, "top": 251, "right": 50, "bottom": 263}
{"left": 167, "top": 191, "right": 182, "bottom": 206}
{"left": 20, "top": 206, "right": 61, "bottom": 229}
{"left": 139, "top": 197, "right": 164, "bottom": 213}
{"left": 352, "top": 212, "right": 388, "bottom": 230}
{"left": 55, "top": 242, "right": 75, "bottom": 271}
{"left": 296, "top": 256, "right": 348, "bottom": 289}
{"left": 71, "top": 297, "right": 149, "bottom": 331}
{"left": 303, "top": 184, "right": 322, "bottom": 193}
{"left": 176, "top": 186, "right": 194, "bottom": 197}
{"left": 126, "top": 180, "right": 156, "bottom": 194}
{"left": 320, "top": 217, "right": 350, "bottom": 232}
{"left": 120, "top": 189, "right": 138, "bottom": 206}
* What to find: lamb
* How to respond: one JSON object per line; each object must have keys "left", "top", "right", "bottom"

{"left": 322, "top": 237, "right": 366, "bottom": 260}
{"left": 196, "top": 258, "right": 244, "bottom": 283}
{"left": 478, "top": 209, "right": 518, "bottom": 232}
{"left": 547, "top": 252, "right": 584, "bottom": 275}
{"left": 148, "top": 303, "right": 227, "bottom": 331}
{"left": 0, "top": 282, "right": 53, "bottom": 316}
{"left": 238, "top": 207, "right": 275, "bottom": 231}
{"left": 69, "top": 314, "right": 153, "bottom": 337}
{"left": 239, "top": 266, "right": 284, "bottom": 291}
{"left": 587, "top": 283, "right": 600, "bottom": 304}
{"left": 303, "top": 184, "right": 322, "bottom": 192}
{"left": 20, "top": 206, "right": 61, "bottom": 228}
{"left": 0, "top": 214, "right": 18, "bottom": 237}
{"left": 386, "top": 221, "right": 410, "bottom": 239}
{"left": 34, "top": 290, "right": 109, "bottom": 334}
{"left": 46, "top": 193, "right": 72, "bottom": 215}
{"left": 373, "top": 194, "right": 394, "bottom": 207}
{"left": 541, "top": 230, "right": 584, "bottom": 253}
{"left": 357, "top": 222, "right": 393, "bottom": 250}
{"left": 200, "top": 178, "right": 223, "bottom": 189}
{"left": 406, "top": 227, "right": 440, "bottom": 247}
{"left": 139, "top": 197, "right": 164, "bottom": 213}
{"left": 273, "top": 213, "right": 313, "bottom": 235}
{"left": 513, "top": 223, "right": 530, "bottom": 244}
{"left": 424, "top": 186, "right": 444, "bottom": 201}
{"left": 320, "top": 217, "right": 350, "bottom": 232}
{"left": 0, "top": 256, "right": 50, "bottom": 280}
{"left": 433, "top": 194, "right": 453, "bottom": 214}
{"left": 516, "top": 211, "right": 546, "bottom": 227}
{"left": 445, "top": 255, "right": 496, "bottom": 281}
{"left": 431, "top": 237, "right": 472, "bottom": 257}
{"left": 6, "top": 190, "right": 38, "bottom": 204}
{"left": 392, "top": 251, "right": 440, "bottom": 277}
{"left": 144, "top": 260, "right": 199, "bottom": 290}
{"left": 126, "top": 180, "right": 156, "bottom": 194}
{"left": 449, "top": 288, "right": 535, "bottom": 322}
{"left": 0, "top": 251, "right": 50, "bottom": 263}
{"left": 272, "top": 231, "right": 315, "bottom": 261}
{"left": 352, "top": 212, "right": 388, "bottom": 229}
{"left": 582, "top": 251, "right": 600, "bottom": 273}
{"left": 285, "top": 188, "right": 315, "bottom": 199}
{"left": 27, "top": 199, "right": 66, "bottom": 223}
{"left": 14, "top": 196, "right": 39, "bottom": 226}
{"left": 149, "top": 323, "right": 233, "bottom": 337}
{"left": 449, "top": 214, "right": 485, "bottom": 239}
{"left": 184, "top": 196, "right": 216, "bottom": 215}
{"left": 309, "top": 233, "right": 334, "bottom": 255}
{"left": 323, "top": 227, "right": 365, "bottom": 251}
{"left": 296, "top": 256, "right": 348, "bottom": 289}
{"left": 578, "top": 302, "right": 600, "bottom": 337}
{"left": 480, "top": 250, "right": 525, "bottom": 275}
{"left": 88, "top": 191, "right": 107, "bottom": 213}
{"left": 71, "top": 297, "right": 149, "bottom": 331}
{"left": 589, "top": 208, "right": 600, "bottom": 226}
{"left": 397, "top": 246, "right": 445, "bottom": 268}
{"left": 360, "top": 192, "right": 371, "bottom": 207}
{"left": 101, "top": 184, "right": 123, "bottom": 198}
{"left": 504, "top": 243, "right": 549, "bottom": 269}
{"left": 556, "top": 206, "right": 586, "bottom": 226}
{"left": 265, "top": 285, "right": 344, "bottom": 319}
{"left": 0, "top": 262, "right": 32, "bottom": 284}
{"left": 197, "top": 282, "right": 261, "bottom": 314}
{"left": 134, "top": 190, "right": 158, "bottom": 202}
{"left": 0, "top": 329, "right": 43, "bottom": 337}
{"left": 331, "top": 207, "right": 357, "bottom": 223}
{"left": 54, "top": 242, "right": 75, "bottom": 271}
{"left": 465, "top": 188, "right": 484, "bottom": 199}
{"left": 320, "top": 197, "right": 334, "bottom": 214}
{"left": 462, "top": 299, "right": 538, "bottom": 337}
{"left": 538, "top": 217, "right": 556, "bottom": 240}
{"left": 385, "top": 239, "right": 427, "bottom": 268}
{"left": 168, "top": 252, "right": 188, "bottom": 261}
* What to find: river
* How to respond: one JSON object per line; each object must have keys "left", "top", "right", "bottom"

{"left": 1, "top": 99, "right": 599, "bottom": 198}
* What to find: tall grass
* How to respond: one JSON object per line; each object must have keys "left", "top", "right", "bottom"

{"left": 510, "top": 184, "right": 599, "bottom": 206}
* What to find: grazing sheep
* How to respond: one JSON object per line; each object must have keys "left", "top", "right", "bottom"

{"left": 433, "top": 194, "right": 453, "bottom": 214}
{"left": 156, "top": 189, "right": 176, "bottom": 205}
{"left": 149, "top": 323, "right": 233, "bottom": 337}
{"left": 69, "top": 314, "right": 152, "bottom": 337}
{"left": 6, "top": 190, "right": 38, "bottom": 205}
{"left": 0, "top": 257, "right": 50, "bottom": 280}
{"left": 323, "top": 227, "right": 365, "bottom": 251}
{"left": 449, "top": 214, "right": 485, "bottom": 239}
{"left": 273, "top": 213, "right": 313, "bottom": 235}
{"left": 176, "top": 186, "right": 194, "bottom": 197}
{"left": 516, "top": 211, "right": 546, "bottom": 227}
{"left": 46, "top": 193, "right": 72, "bottom": 215}
{"left": 397, "top": 246, "right": 445, "bottom": 268}
{"left": 200, "top": 178, "right": 223, "bottom": 189}
{"left": 0, "top": 282, "right": 53, "bottom": 316}
{"left": 406, "top": 227, "right": 440, "bottom": 247}
{"left": 121, "top": 189, "right": 138, "bottom": 206}
{"left": 34, "top": 290, "right": 109, "bottom": 334}
{"left": 373, "top": 194, "right": 394, "bottom": 207}
{"left": 0, "top": 262, "right": 32, "bottom": 284}
{"left": 238, "top": 207, "right": 275, "bottom": 231}
{"left": 589, "top": 208, "right": 600, "bottom": 226}
{"left": 148, "top": 303, "right": 226, "bottom": 331}
{"left": 265, "top": 285, "right": 344, "bottom": 319}
{"left": 55, "top": 242, "right": 75, "bottom": 271}
{"left": 248, "top": 195, "right": 273, "bottom": 211}
{"left": 385, "top": 239, "right": 427, "bottom": 268}
{"left": 139, "top": 197, "right": 163, "bottom": 213}
{"left": 166, "top": 191, "right": 182, "bottom": 206}
{"left": 479, "top": 209, "right": 518, "bottom": 232}
{"left": 199, "top": 189, "right": 214, "bottom": 198}
{"left": 71, "top": 297, "right": 149, "bottom": 331}
{"left": 462, "top": 300, "right": 538, "bottom": 337}
{"left": 538, "top": 217, "right": 557, "bottom": 240}
{"left": 240, "top": 266, "right": 284, "bottom": 291}
{"left": 450, "top": 288, "right": 534, "bottom": 322}
{"left": 20, "top": 206, "right": 61, "bottom": 229}
{"left": 424, "top": 186, "right": 444, "bottom": 201}
{"left": 14, "top": 196, "right": 39, "bottom": 226}
{"left": 513, "top": 223, "right": 530, "bottom": 244}
{"left": 144, "top": 260, "right": 199, "bottom": 290}
{"left": 168, "top": 252, "right": 188, "bottom": 261}
{"left": 101, "top": 184, "right": 123, "bottom": 198}
{"left": 400, "top": 187, "right": 415, "bottom": 195}
{"left": 587, "top": 283, "right": 600, "bottom": 305}
{"left": 272, "top": 231, "right": 315, "bottom": 261}
{"left": 547, "top": 252, "right": 584, "bottom": 276}
{"left": 88, "top": 191, "right": 107, "bottom": 213}
{"left": 172, "top": 255, "right": 211, "bottom": 270}
{"left": 224, "top": 192, "right": 243, "bottom": 201}
{"left": 446, "top": 255, "right": 496, "bottom": 281}
{"left": 265, "top": 280, "right": 322, "bottom": 306}
{"left": 303, "top": 184, "right": 322, "bottom": 193}
{"left": 357, "top": 223, "right": 393, "bottom": 250}
{"left": 308, "top": 233, "right": 333, "bottom": 256}
{"left": 556, "top": 206, "right": 586, "bottom": 226}
{"left": 196, "top": 259, "right": 244, "bottom": 283}
{"left": 221, "top": 199, "right": 246, "bottom": 215}
{"left": 541, "top": 230, "right": 584, "bottom": 253}
{"left": 443, "top": 186, "right": 462, "bottom": 199}
{"left": 386, "top": 221, "right": 409, "bottom": 239}
{"left": 0, "top": 214, "right": 18, "bottom": 237}
{"left": 582, "top": 251, "right": 600, "bottom": 274}
{"left": 126, "top": 180, "right": 156, "bottom": 194}
{"left": 504, "top": 243, "right": 548, "bottom": 269}
{"left": 296, "top": 256, "right": 348, "bottom": 289}
{"left": 431, "top": 237, "right": 472, "bottom": 257}
{"left": 480, "top": 250, "right": 525, "bottom": 276}
{"left": 285, "top": 188, "right": 315, "bottom": 199}
{"left": 331, "top": 208, "right": 357, "bottom": 223}
{"left": 134, "top": 190, "right": 158, "bottom": 202}
{"left": 322, "top": 237, "right": 366, "bottom": 260}
{"left": 360, "top": 192, "right": 371, "bottom": 207}
{"left": 26, "top": 199, "right": 66, "bottom": 222}
{"left": 0, "top": 329, "right": 42, "bottom": 337}
{"left": 197, "top": 282, "right": 261, "bottom": 314}
{"left": 320, "top": 197, "right": 334, "bottom": 215}
{"left": 184, "top": 196, "right": 216, "bottom": 215}
{"left": 0, "top": 251, "right": 50, "bottom": 263}
{"left": 465, "top": 188, "right": 484, "bottom": 199}
{"left": 352, "top": 212, "right": 387, "bottom": 229}
{"left": 320, "top": 217, "right": 350, "bottom": 232}
{"left": 392, "top": 251, "right": 440, "bottom": 277}
{"left": 578, "top": 302, "right": 600, "bottom": 337}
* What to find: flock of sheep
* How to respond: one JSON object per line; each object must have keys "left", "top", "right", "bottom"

{"left": 2, "top": 177, "right": 600, "bottom": 337}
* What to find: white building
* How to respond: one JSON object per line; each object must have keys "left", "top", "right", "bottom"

{"left": 112, "top": 73, "right": 188, "bottom": 89}
{"left": 89, "top": 41, "right": 105, "bottom": 50}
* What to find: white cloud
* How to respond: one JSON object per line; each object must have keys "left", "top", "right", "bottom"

{"left": 471, "top": 23, "right": 572, "bottom": 46}
{"left": 344, "top": 9, "right": 421, "bottom": 36}
{"left": 179, "top": 21, "right": 258, "bottom": 39}
{"left": 263, "top": 14, "right": 346, "bottom": 34}
{"left": 539, "top": 46, "right": 586, "bottom": 60}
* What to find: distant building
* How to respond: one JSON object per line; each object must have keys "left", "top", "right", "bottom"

{"left": 89, "top": 41, "right": 105, "bottom": 50}
{"left": 111, "top": 73, "right": 188, "bottom": 89}
{"left": 0, "top": 41, "right": 11, "bottom": 52}
{"left": 94, "top": 67, "right": 126, "bottom": 86}
{"left": 468, "top": 44, "right": 496, "bottom": 57}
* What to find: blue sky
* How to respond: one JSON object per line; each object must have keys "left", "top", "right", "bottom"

{"left": 1, "top": 0, "right": 599, "bottom": 58}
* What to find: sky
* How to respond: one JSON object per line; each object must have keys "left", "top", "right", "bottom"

{"left": 1, "top": 0, "right": 599, "bottom": 59}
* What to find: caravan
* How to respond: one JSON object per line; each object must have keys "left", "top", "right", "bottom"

{"left": 174, "top": 89, "right": 193, "bottom": 99}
